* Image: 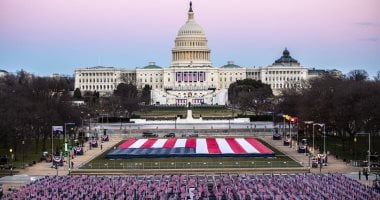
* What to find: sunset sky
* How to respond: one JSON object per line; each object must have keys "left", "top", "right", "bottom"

{"left": 0, "top": 0, "right": 379, "bottom": 76}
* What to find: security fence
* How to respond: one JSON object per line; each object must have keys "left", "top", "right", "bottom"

{"left": 81, "top": 160, "right": 301, "bottom": 170}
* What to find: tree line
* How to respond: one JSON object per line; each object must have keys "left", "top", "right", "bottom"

{"left": 276, "top": 70, "right": 380, "bottom": 155}
{"left": 0, "top": 71, "right": 81, "bottom": 159}
{"left": 0, "top": 70, "right": 154, "bottom": 158}
{"left": 277, "top": 70, "right": 380, "bottom": 136}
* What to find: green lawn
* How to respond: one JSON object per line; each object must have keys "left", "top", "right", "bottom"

{"left": 0, "top": 138, "right": 77, "bottom": 169}
{"left": 134, "top": 107, "right": 254, "bottom": 119}
{"left": 306, "top": 134, "right": 380, "bottom": 164}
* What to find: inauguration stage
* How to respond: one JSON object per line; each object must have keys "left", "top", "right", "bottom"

{"left": 106, "top": 137, "right": 274, "bottom": 159}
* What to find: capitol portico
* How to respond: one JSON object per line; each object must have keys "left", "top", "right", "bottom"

{"left": 74, "top": 2, "right": 328, "bottom": 105}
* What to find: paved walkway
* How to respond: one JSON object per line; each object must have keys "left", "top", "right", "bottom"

{"left": 260, "top": 135, "right": 375, "bottom": 186}
{"left": 16, "top": 135, "right": 124, "bottom": 176}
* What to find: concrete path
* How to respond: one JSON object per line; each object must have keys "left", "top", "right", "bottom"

{"left": 260, "top": 135, "right": 375, "bottom": 186}
{"left": 16, "top": 135, "right": 124, "bottom": 176}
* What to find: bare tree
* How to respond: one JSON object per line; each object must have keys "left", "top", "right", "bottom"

{"left": 347, "top": 69, "right": 369, "bottom": 81}
{"left": 0, "top": 71, "right": 81, "bottom": 158}
{"left": 228, "top": 79, "right": 273, "bottom": 115}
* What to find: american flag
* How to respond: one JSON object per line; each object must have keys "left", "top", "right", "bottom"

{"left": 176, "top": 72, "right": 181, "bottom": 82}
{"left": 199, "top": 72, "right": 204, "bottom": 82}
{"left": 184, "top": 72, "right": 188, "bottom": 82}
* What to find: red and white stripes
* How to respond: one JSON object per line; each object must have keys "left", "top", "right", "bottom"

{"left": 118, "top": 138, "right": 273, "bottom": 155}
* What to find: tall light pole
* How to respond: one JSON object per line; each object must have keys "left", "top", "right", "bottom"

{"left": 312, "top": 124, "right": 315, "bottom": 154}
{"left": 87, "top": 114, "right": 91, "bottom": 138}
{"left": 304, "top": 121, "right": 314, "bottom": 153}
{"left": 101, "top": 115, "right": 103, "bottom": 129}
{"left": 64, "top": 123, "right": 75, "bottom": 143}
{"left": 229, "top": 107, "right": 234, "bottom": 133}
{"left": 228, "top": 118, "right": 231, "bottom": 133}
{"left": 120, "top": 115, "right": 123, "bottom": 130}
{"left": 354, "top": 137, "right": 357, "bottom": 160}
{"left": 22, "top": 140, "right": 25, "bottom": 169}
{"left": 321, "top": 124, "right": 328, "bottom": 166}
{"left": 291, "top": 117, "right": 299, "bottom": 147}
{"left": 283, "top": 115, "right": 290, "bottom": 140}
{"left": 64, "top": 123, "right": 67, "bottom": 142}
{"left": 283, "top": 116, "right": 286, "bottom": 138}
{"left": 368, "top": 132, "right": 371, "bottom": 173}
{"left": 174, "top": 117, "right": 177, "bottom": 132}
{"left": 323, "top": 124, "right": 326, "bottom": 157}
{"left": 312, "top": 123, "right": 325, "bottom": 156}
{"left": 9, "top": 148, "right": 13, "bottom": 175}
{"left": 289, "top": 120, "right": 292, "bottom": 148}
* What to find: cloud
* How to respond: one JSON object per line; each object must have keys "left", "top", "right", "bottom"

{"left": 355, "top": 22, "right": 380, "bottom": 28}
{"left": 359, "top": 37, "right": 378, "bottom": 42}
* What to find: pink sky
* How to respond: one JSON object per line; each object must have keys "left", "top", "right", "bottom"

{"left": 0, "top": 0, "right": 379, "bottom": 76}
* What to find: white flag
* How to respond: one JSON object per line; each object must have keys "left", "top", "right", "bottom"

{"left": 52, "top": 126, "right": 63, "bottom": 132}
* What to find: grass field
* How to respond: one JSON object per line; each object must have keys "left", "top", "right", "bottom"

{"left": 134, "top": 107, "right": 252, "bottom": 119}
{"left": 80, "top": 138, "right": 302, "bottom": 170}
{"left": 0, "top": 138, "right": 77, "bottom": 169}
{"left": 312, "top": 135, "right": 380, "bottom": 163}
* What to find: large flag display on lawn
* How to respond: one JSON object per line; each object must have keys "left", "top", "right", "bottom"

{"left": 107, "top": 137, "right": 274, "bottom": 159}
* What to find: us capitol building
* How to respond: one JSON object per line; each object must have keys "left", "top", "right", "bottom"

{"left": 74, "top": 2, "right": 333, "bottom": 105}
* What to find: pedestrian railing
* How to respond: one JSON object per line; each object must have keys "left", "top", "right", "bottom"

{"left": 81, "top": 160, "right": 301, "bottom": 170}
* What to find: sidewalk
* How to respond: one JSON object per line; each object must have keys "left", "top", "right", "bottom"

{"left": 261, "top": 135, "right": 375, "bottom": 186}
{"left": 16, "top": 135, "right": 123, "bottom": 176}
{"left": 261, "top": 135, "right": 357, "bottom": 172}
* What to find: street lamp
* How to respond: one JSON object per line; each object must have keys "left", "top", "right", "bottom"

{"left": 320, "top": 124, "right": 327, "bottom": 166}
{"left": 368, "top": 132, "right": 371, "bottom": 173}
{"left": 22, "top": 140, "right": 25, "bottom": 169}
{"left": 88, "top": 114, "right": 91, "bottom": 136}
{"left": 304, "top": 121, "right": 314, "bottom": 153}
{"left": 120, "top": 115, "right": 123, "bottom": 130}
{"left": 9, "top": 148, "right": 13, "bottom": 175}
{"left": 333, "top": 132, "right": 337, "bottom": 155}
{"left": 289, "top": 120, "right": 292, "bottom": 148}
{"left": 64, "top": 123, "right": 75, "bottom": 142}
{"left": 290, "top": 117, "right": 299, "bottom": 148}
{"left": 311, "top": 123, "right": 321, "bottom": 154}
{"left": 175, "top": 116, "right": 177, "bottom": 132}
{"left": 282, "top": 115, "right": 292, "bottom": 147}
{"left": 283, "top": 116, "right": 286, "bottom": 138}
{"left": 354, "top": 137, "right": 357, "bottom": 161}
{"left": 228, "top": 118, "right": 231, "bottom": 133}
{"left": 101, "top": 114, "right": 104, "bottom": 129}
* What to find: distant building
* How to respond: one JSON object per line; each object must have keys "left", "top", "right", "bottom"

{"left": 247, "top": 49, "right": 310, "bottom": 95}
{"left": 74, "top": 2, "right": 333, "bottom": 104}
{"left": 0, "top": 69, "right": 8, "bottom": 77}
{"left": 52, "top": 73, "right": 61, "bottom": 79}
{"left": 74, "top": 66, "right": 135, "bottom": 96}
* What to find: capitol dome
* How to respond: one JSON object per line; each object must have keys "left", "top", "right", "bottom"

{"left": 177, "top": 17, "right": 205, "bottom": 36}
{"left": 171, "top": 1, "right": 211, "bottom": 67}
